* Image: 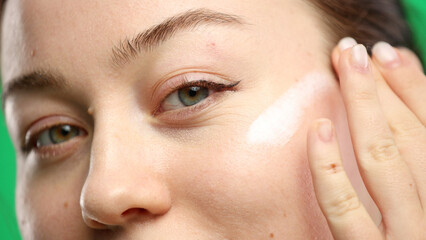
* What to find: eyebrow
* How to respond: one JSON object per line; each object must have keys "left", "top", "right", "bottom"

{"left": 1, "top": 70, "right": 68, "bottom": 110}
{"left": 110, "top": 8, "right": 245, "bottom": 67}
{"left": 1, "top": 8, "right": 245, "bottom": 110}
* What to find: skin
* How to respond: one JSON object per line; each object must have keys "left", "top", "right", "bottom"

{"left": 1, "top": 0, "right": 425, "bottom": 239}
{"left": 308, "top": 41, "right": 426, "bottom": 239}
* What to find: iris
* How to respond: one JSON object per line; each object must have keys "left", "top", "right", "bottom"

{"left": 37, "top": 125, "right": 80, "bottom": 147}
{"left": 178, "top": 86, "right": 209, "bottom": 106}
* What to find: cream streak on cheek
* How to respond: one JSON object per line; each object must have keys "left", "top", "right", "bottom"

{"left": 247, "top": 72, "right": 331, "bottom": 146}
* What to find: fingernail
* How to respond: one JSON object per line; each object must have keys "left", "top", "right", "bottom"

{"left": 317, "top": 120, "right": 333, "bottom": 142}
{"left": 351, "top": 44, "right": 369, "bottom": 70}
{"left": 372, "top": 42, "right": 400, "bottom": 68}
{"left": 338, "top": 37, "right": 357, "bottom": 51}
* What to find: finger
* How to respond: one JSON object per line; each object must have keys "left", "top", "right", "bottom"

{"left": 370, "top": 44, "right": 426, "bottom": 205}
{"left": 399, "top": 47, "right": 424, "bottom": 71}
{"left": 337, "top": 44, "right": 422, "bottom": 234}
{"left": 307, "top": 119, "right": 381, "bottom": 240}
{"left": 372, "top": 42, "right": 426, "bottom": 125}
{"left": 332, "top": 37, "right": 358, "bottom": 76}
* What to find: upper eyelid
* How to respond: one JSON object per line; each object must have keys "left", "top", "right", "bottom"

{"left": 150, "top": 72, "right": 238, "bottom": 106}
{"left": 23, "top": 116, "right": 87, "bottom": 152}
{"left": 153, "top": 80, "right": 238, "bottom": 115}
{"left": 25, "top": 125, "right": 86, "bottom": 153}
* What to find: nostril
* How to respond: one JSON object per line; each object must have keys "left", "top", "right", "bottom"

{"left": 121, "top": 208, "right": 147, "bottom": 217}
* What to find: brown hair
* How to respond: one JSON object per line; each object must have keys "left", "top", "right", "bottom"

{"left": 307, "top": 0, "right": 411, "bottom": 50}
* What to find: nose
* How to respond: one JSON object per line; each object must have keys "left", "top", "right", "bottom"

{"left": 80, "top": 114, "right": 171, "bottom": 229}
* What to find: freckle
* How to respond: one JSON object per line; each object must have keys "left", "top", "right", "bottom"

{"left": 63, "top": 202, "right": 68, "bottom": 208}
{"left": 283, "top": 212, "right": 287, "bottom": 217}
{"left": 409, "top": 183, "right": 413, "bottom": 187}
{"left": 329, "top": 163, "right": 337, "bottom": 173}
{"left": 269, "top": 233, "right": 274, "bottom": 238}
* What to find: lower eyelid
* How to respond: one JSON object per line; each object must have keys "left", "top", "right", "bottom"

{"left": 33, "top": 132, "right": 87, "bottom": 161}
{"left": 155, "top": 78, "right": 239, "bottom": 116}
{"left": 154, "top": 90, "right": 223, "bottom": 124}
{"left": 24, "top": 125, "right": 87, "bottom": 154}
{"left": 23, "top": 116, "right": 87, "bottom": 149}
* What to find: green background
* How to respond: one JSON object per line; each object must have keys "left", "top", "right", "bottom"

{"left": 403, "top": 0, "right": 426, "bottom": 70}
{"left": 1, "top": 85, "right": 20, "bottom": 239}
{"left": 0, "top": 1, "right": 425, "bottom": 239}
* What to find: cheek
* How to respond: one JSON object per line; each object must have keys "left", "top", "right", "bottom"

{"left": 167, "top": 119, "right": 321, "bottom": 237}
{"left": 17, "top": 185, "right": 77, "bottom": 239}
{"left": 169, "top": 73, "right": 338, "bottom": 236}
{"left": 16, "top": 157, "right": 90, "bottom": 239}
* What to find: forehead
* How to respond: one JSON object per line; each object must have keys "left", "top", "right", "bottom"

{"left": 1, "top": 0, "right": 315, "bottom": 88}
{"left": 1, "top": 0, "right": 167, "bottom": 82}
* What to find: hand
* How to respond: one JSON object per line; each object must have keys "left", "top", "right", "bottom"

{"left": 307, "top": 37, "right": 426, "bottom": 239}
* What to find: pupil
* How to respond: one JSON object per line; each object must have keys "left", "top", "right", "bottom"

{"left": 60, "top": 125, "right": 72, "bottom": 136}
{"left": 188, "top": 87, "right": 200, "bottom": 97}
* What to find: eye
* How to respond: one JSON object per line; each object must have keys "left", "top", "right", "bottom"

{"left": 36, "top": 124, "right": 82, "bottom": 147}
{"left": 162, "top": 85, "right": 210, "bottom": 111}
{"left": 158, "top": 79, "right": 240, "bottom": 113}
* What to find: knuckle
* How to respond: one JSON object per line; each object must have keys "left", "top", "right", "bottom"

{"left": 327, "top": 191, "right": 361, "bottom": 217}
{"left": 366, "top": 138, "right": 400, "bottom": 162}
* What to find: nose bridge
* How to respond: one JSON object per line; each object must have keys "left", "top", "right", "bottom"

{"left": 80, "top": 108, "right": 171, "bottom": 227}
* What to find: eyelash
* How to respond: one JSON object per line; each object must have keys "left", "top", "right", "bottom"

{"left": 22, "top": 75, "right": 240, "bottom": 154}
{"left": 23, "top": 121, "right": 86, "bottom": 154}
{"left": 153, "top": 79, "right": 240, "bottom": 116}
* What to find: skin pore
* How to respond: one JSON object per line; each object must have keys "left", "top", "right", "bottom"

{"left": 2, "top": 0, "right": 380, "bottom": 239}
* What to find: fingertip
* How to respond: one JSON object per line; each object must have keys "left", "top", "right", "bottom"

{"left": 336, "top": 44, "right": 372, "bottom": 77}
{"left": 333, "top": 37, "right": 358, "bottom": 68}
{"left": 371, "top": 42, "right": 424, "bottom": 72}
{"left": 308, "top": 118, "right": 336, "bottom": 154}
{"left": 371, "top": 42, "right": 401, "bottom": 69}
{"left": 309, "top": 118, "right": 332, "bottom": 135}
{"left": 338, "top": 37, "right": 357, "bottom": 52}
{"left": 335, "top": 37, "right": 357, "bottom": 70}
{"left": 315, "top": 119, "right": 334, "bottom": 143}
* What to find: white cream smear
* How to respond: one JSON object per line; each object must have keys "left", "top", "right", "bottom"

{"left": 247, "top": 72, "right": 331, "bottom": 146}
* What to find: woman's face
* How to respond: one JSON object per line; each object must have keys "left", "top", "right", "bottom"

{"left": 2, "top": 0, "right": 379, "bottom": 239}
